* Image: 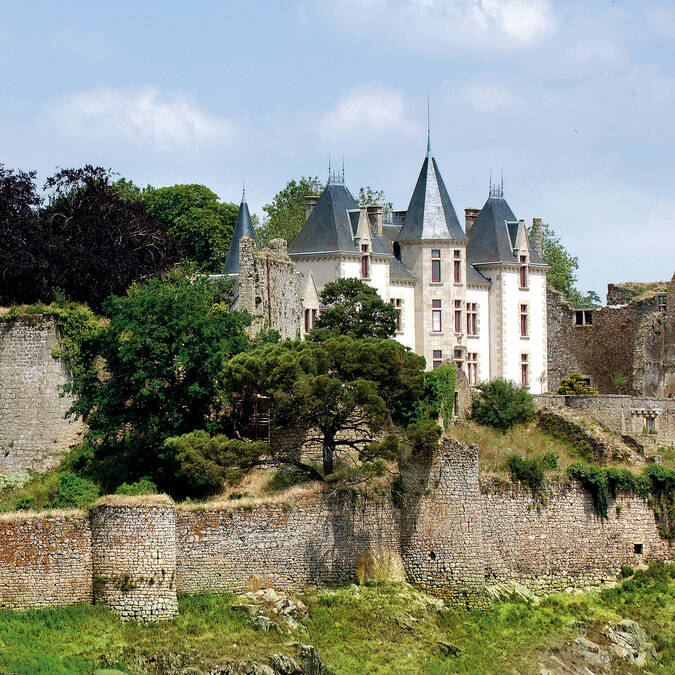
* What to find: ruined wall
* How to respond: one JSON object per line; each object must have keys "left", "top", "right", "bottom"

{"left": 0, "top": 315, "right": 85, "bottom": 473}
{"left": 399, "top": 438, "right": 485, "bottom": 603}
{"left": 90, "top": 497, "right": 178, "bottom": 622}
{"left": 0, "top": 511, "right": 92, "bottom": 610}
{"left": 481, "top": 481, "right": 672, "bottom": 592}
{"left": 176, "top": 494, "right": 403, "bottom": 595}
{"left": 533, "top": 394, "right": 675, "bottom": 448}
{"left": 238, "top": 237, "right": 302, "bottom": 339}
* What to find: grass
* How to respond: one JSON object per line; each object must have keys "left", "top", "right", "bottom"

{"left": 0, "top": 563, "right": 672, "bottom": 675}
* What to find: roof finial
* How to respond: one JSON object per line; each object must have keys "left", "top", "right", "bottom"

{"left": 242, "top": 179, "right": 247, "bottom": 202}
{"left": 341, "top": 155, "right": 345, "bottom": 184}
{"left": 489, "top": 169, "right": 492, "bottom": 196}
{"left": 426, "top": 91, "right": 431, "bottom": 157}
{"left": 328, "top": 153, "right": 331, "bottom": 184}
{"left": 489, "top": 170, "right": 503, "bottom": 198}
{"left": 501, "top": 170, "right": 504, "bottom": 197}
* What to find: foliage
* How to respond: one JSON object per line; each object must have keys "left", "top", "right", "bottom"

{"left": 471, "top": 379, "right": 536, "bottom": 431}
{"left": 163, "top": 431, "right": 269, "bottom": 498}
{"left": 115, "top": 477, "right": 158, "bottom": 496}
{"left": 138, "top": 183, "right": 240, "bottom": 272}
{"left": 504, "top": 452, "right": 558, "bottom": 494}
{"left": 404, "top": 420, "right": 443, "bottom": 457}
{"left": 311, "top": 278, "right": 398, "bottom": 340}
{"left": 532, "top": 222, "right": 600, "bottom": 307}
{"left": 48, "top": 473, "right": 99, "bottom": 509}
{"left": 613, "top": 372, "right": 629, "bottom": 393}
{"left": 420, "top": 363, "right": 457, "bottom": 431}
{"left": 357, "top": 186, "right": 393, "bottom": 222}
{"left": 557, "top": 372, "right": 599, "bottom": 395}
{"left": 68, "top": 267, "right": 251, "bottom": 496}
{"left": 226, "top": 337, "right": 425, "bottom": 480}
{"left": 258, "top": 176, "right": 324, "bottom": 248}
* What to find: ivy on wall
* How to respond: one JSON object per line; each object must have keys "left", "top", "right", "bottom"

{"left": 422, "top": 363, "right": 456, "bottom": 431}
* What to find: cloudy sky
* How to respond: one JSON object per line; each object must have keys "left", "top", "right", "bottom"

{"left": 1, "top": 0, "right": 674, "bottom": 297}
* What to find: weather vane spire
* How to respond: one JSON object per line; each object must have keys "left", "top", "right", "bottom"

{"left": 426, "top": 91, "right": 431, "bottom": 156}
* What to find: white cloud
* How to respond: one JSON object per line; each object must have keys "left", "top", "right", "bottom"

{"left": 319, "top": 86, "right": 418, "bottom": 139}
{"left": 324, "top": 0, "right": 556, "bottom": 53}
{"left": 461, "top": 83, "right": 515, "bottom": 111}
{"left": 41, "top": 86, "right": 235, "bottom": 149}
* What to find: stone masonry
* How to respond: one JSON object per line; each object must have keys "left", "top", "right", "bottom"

{"left": 0, "top": 315, "right": 85, "bottom": 473}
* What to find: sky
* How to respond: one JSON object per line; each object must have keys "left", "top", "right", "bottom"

{"left": 1, "top": 0, "right": 674, "bottom": 298}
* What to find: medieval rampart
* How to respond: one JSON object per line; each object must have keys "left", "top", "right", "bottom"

{"left": 0, "top": 440, "right": 671, "bottom": 621}
{"left": 0, "top": 315, "right": 85, "bottom": 473}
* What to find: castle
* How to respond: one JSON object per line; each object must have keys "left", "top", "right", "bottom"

{"left": 224, "top": 138, "right": 549, "bottom": 391}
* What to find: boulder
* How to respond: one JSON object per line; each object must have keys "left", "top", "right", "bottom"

{"left": 602, "top": 619, "right": 657, "bottom": 666}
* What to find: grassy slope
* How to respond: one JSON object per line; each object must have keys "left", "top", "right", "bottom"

{"left": 0, "top": 564, "right": 672, "bottom": 675}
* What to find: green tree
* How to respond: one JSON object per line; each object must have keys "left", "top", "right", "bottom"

{"left": 225, "top": 337, "right": 426, "bottom": 479}
{"left": 258, "top": 176, "right": 324, "bottom": 248}
{"left": 311, "top": 278, "right": 398, "bottom": 340}
{"left": 357, "top": 186, "right": 393, "bottom": 222}
{"left": 471, "top": 378, "right": 536, "bottom": 431}
{"left": 140, "top": 184, "right": 240, "bottom": 272}
{"left": 69, "top": 267, "right": 251, "bottom": 494}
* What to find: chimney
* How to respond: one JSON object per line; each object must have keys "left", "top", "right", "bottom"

{"left": 305, "top": 195, "right": 320, "bottom": 221}
{"left": 367, "top": 205, "right": 384, "bottom": 236}
{"left": 465, "top": 207, "right": 480, "bottom": 234}
{"left": 531, "top": 217, "right": 543, "bottom": 256}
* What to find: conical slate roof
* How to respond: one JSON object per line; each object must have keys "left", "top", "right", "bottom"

{"left": 223, "top": 191, "right": 256, "bottom": 275}
{"left": 397, "top": 150, "right": 467, "bottom": 242}
{"left": 467, "top": 194, "right": 547, "bottom": 266}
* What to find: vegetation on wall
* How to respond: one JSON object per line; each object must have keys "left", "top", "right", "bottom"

{"left": 420, "top": 363, "right": 456, "bottom": 431}
{"left": 557, "top": 372, "right": 599, "bottom": 395}
{"left": 471, "top": 378, "right": 536, "bottom": 431}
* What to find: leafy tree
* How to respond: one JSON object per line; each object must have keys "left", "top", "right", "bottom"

{"left": 68, "top": 267, "right": 251, "bottom": 494}
{"left": 0, "top": 164, "right": 41, "bottom": 305}
{"left": 471, "top": 378, "right": 536, "bottom": 431}
{"left": 258, "top": 176, "right": 324, "bottom": 248}
{"left": 225, "top": 337, "right": 426, "bottom": 480}
{"left": 557, "top": 372, "right": 599, "bottom": 395}
{"left": 311, "top": 278, "right": 398, "bottom": 340}
{"left": 532, "top": 222, "right": 600, "bottom": 307}
{"left": 140, "top": 184, "right": 240, "bottom": 272}
{"left": 358, "top": 186, "right": 393, "bottom": 222}
{"left": 38, "top": 166, "right": 180, "bottom": 310}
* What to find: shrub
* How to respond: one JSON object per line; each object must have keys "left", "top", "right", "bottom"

{"left": 505, "top": 454, "right": 546, "bottom": 493}
{"left": 471, "top": 378, "right": 535, "bottom": 431}
{"left": 115, "top": 477, "right": 158, "bottom": 496}
{"left": 620, "top": 565, "right": 634, "bottom": 578}
{"left": 557, "top": 373, "right": 599, "bottom": 395}
{"left": 48, "top": 473, "right": 99, "bottom": 509}
{"left": 420, "top": 363, "right": 456, "bottom": 431}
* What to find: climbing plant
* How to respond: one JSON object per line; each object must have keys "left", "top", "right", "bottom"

{"left": 421, "top": 363, "right": 456, "bottom": 431}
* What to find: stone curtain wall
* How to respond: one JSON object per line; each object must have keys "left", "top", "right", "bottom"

{"left": 176, "top": 494, "right": 404, "bottom": 594}
{"left": 481, "top": 481, "right": 673, "bottom": 592}
{"left": 0, "top": 511, "right": 92, "bottom": 610}
{"left": 399, "top": 439, "right": 485, "bottom": 603}
{"left": 238, "top": 237, "right": 302, "bottom": 339}
{"left": 0, "top": 315, "right": 85, "bottom": 473}
{"left": 533, "top": 394, "right": 675, "bottom": 447}
{"left": 91, "top": 497, "right": 178, "bottom": 622}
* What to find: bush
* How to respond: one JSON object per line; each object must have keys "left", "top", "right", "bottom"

{"left": 471, "top": 378, "right": 536, "bottom": 431}
{"left": 420, "top": 363, "right": 456, "bottom": 431}
{"left": 557, "top": 373, "right": 599, "bottom": 395}
{"left": 620, "top": 565, "right": 634, "bottom": 578}
{"left": 505, "top": 454, "right": 546, "bottom": 492}
{"left": 48, "top": 473, "right": 99, "bottom": 509}
{"left": 115, "top": 477, "right": 158, "bottom": 496}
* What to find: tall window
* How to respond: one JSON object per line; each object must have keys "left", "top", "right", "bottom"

{"left": 520, "top": 304, "right": 528, "bottom": 337}
{"left": 467, "top": 352, "right": 478, "bottom": 385}
{"left": 454, "top": 250, "right": 461, "bottom": 283}
{"left": 432, "top": 349, "right": 443, "bottom": 369}
{"left": 390, "top": 298, "right": 403, "bottom": 332}
{"left": 361, "top": 244, "right": 369, "bottom": 278}
{"left": 453, "top": 348, "right": 464, "bottom": 372}
{"left": 519, "top": 255, "right": 528, "bottom": 288}
{"left": 454, "top": 299, "right": 462, "bottom": 333}
{"left": 431, "top": 249, "right": 441, "bottom": 283}
{"left": 432, "top": 299, "right": 442, "bottom": 332}
{"left": 304, "top": 308, "right": 317, "bottom": 334}
{"left": 521, "top": 354, "right": 529, "bottom": 387}
{"left": 466, "top": 302, "right": 478, "bottom": 336}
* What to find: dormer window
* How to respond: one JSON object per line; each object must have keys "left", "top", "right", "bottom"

{"left": 431, "top": 249, "right": 441, "bottom": 282}
{"left": 519, "top": 255, "right": 528, "bottom": 288}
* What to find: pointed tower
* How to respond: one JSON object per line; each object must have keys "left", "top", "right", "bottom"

{"left": 223, "top": 188, "right": 256, "bottom": 276}
{"left": 397, "top": 135, "right": 468, "bottom": 370}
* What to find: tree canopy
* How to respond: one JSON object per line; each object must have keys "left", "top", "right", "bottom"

{"left": 311, "top": 278, "right": 398, "bottom": 340}
{"left": 69, "top": 267, "right": 251, "bottom": 495}
{"left": 358, "top": 186, "right": 393, "bottom": 222}
{"left": 225, "top": 337, "right": 426, "bottom": 481}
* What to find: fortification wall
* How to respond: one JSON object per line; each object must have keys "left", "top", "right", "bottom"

{"left": 176, "top": 493, "right": 403, "bottom": 594}
{"left": 0, "top": 315, "right": 85, "bottom": 474}
{"left": 533, "top": 394, "right": 675, "bottom": 447}
{"left": 481, "top": 481, "right": 672, "bottom": 592}
{"left": 0, "top": 511, "right": 92, "bottom": 610}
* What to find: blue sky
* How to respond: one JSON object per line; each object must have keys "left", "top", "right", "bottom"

{"left": 1, "top": 0, "right": 674, "bottom": 298}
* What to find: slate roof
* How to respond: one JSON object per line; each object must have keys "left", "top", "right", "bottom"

{"left": 467, "top": 195, "right": 547, "bottom": 267}
{"left": 223, "top": 192, "right": 256, "bottom": 275}
{"left": 289, "top": 182, "right": 392, "bottom": 256}
{"left": 389, "top": 256, "right": 415, "bottom": 281}
{"left": 397, "top": 152, "right": 467, "bottom": 242}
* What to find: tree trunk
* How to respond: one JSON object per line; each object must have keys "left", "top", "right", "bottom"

{"left": 322, "top": 440, "right": 335, "bottom": 477}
